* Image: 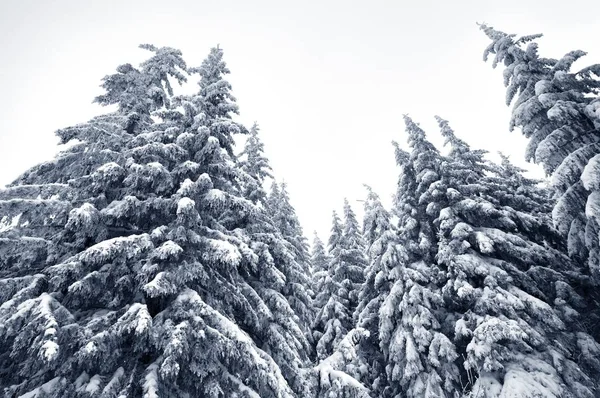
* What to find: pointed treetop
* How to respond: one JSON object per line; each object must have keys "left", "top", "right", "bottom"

{"left": 267, "top": 181, "right": 281, "bottom": 209}
{"left": 138, "top": 44, "right": 188, "bottom": 96}
{"left": 311, "top": 232, "right": 327, "bottom": 262}
{"left": 190, "top": 45, "right": 231, "bottom": 83}
{"left": 189, "top": 45, "right": 239, "bottom": 119}
{"left": 240, "top": 121, "right": 273, "bottom": 185}
{"left": 403, "top": 115, "right": 439, "bottom": 155}
{"left": 342, "top": 198, "right": 361, "bottom": 235}
{"left": 436, "top": 116, "right": 468, "bottom": 155}
{"left": 498, "top": 152, "right": 527, "bottom": 174}
{"left": 496, "top": 152, "right": 542, "bottom": 187}
{"left": 329, "top": 210, "right": 343, "bottom": 250}
{"left": 436, "top": 116, "right": 489, "bottom": 171}
{"left": 94, "top": 44, "right": 188, "bottom": 117}
{"left": 310, "top": 231, "right": 330, "bottom": 278}
{"left": 280, "top": 181, "right": 291, "bottom": 200}
{"left": 403, "top": 116, "right": 440, "bottom": 179}
{"left": 313, "top": 230, "right": 324, "bottom": 245}
{"left": 392, "top": 140, "right": 410, "bottom": 167}
{"left": 362, "top": 185, "right": 391, "bottom": 248}
{"left": 270, "top": 180, "right": 280, "bottom": 194}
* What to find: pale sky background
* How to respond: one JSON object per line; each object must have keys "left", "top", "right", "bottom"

{"left": 1, "top": 0, "right": 598, "bottom": 243}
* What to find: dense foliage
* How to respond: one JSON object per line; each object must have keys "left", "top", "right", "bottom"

{"left": 1, "top": 24, "right": 600, "bottom": 398}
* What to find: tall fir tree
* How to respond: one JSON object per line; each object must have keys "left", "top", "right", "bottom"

{"left": 376, "top": 116, "right": 462, "bottom": 398}
{"left": 236, "top": 120, "right": 316, "bottom": 362}
{"left": 433, "top": 115, "right": 598, "bottom": 397}
{"left": 308, "top": 226, "right": 369, "bottom": 397}
{"left": 313, "top": 211, "right": 352, "bottom": 360}
{"left": 339, "top": 199, "right": 368, "bottom": 317}
{"left": 479, "top": 24, "right": 600, "bottom": 291}
{"left": 268, "top": 182, "right": 311, "bottom": 267}
{"left": 311, "top": 232, "right": 330, "bottom": 307}
{"left": 370, "top": 115, "right": 600, "bottom": 398}
{"left": 354, "top": 185, "right": 402, "bottom": 396}
{"left": 0, "top": 45, "right": 315, "bottom": 397}
{"left": 265, "top": 181, "right": 314, "bottom": 346}
{"left": 239, "top": 122, "right": 273, "bottom": 205}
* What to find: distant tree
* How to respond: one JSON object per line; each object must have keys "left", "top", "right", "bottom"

{"left": 313, "top": 211, "right": 352, "bottom": 360}
{"left": 339, "top": 198, "right": 368, "bottom": 315}
{"left": 354, "top": 185, "right": 402, "bottom": 396}
{"left": 239, "top": 122, "right": 273, "bottom": 205}
{"left": 268, "top": 182, "right": 311, "bottom": 265}
{"left": 265, "top": 181, "right": 314, "bottom": 343}
{"left": 311, "top": 232, "right": 330, "bottom": 308}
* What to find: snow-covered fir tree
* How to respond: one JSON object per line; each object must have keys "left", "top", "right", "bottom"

{"left": 375, "top": 116, "right": 462, "bottom": 398}
{"left": 311, "top": 232, "right": 330, "bottom": 305}
{"left": 354, "top": 185, "right": 402, "bottom": 396}
{"left": 479, "top": 24, "right": 600, "bottom": 288}
{"left": 308, "top": 328, "right": 371, "bottom": 398}
{"left": 339, "top": 199, "right": 368, "bottom": 317}
{"left": 355, "top": 186, "right": 395, "bottom": 324}
{"left": 364, "top": 115, "right": 600, "bottom": 398}
{"left": 312, "top": 201, "right": 370, "bottom": 394}
{"left": 268, "top": 182, "right": 311, "bottom": 267}
{"left": 313, "top": 211, "right": 352, "bottom": 361}
{"left": 432, "top": 115, "right": 598, "bottom": 397}
{"left": 265, "top": 181, "right": 314, "bottom": 345}
{"left": 239, "top": 122, "right": 273, "bottom": 205}
{"left": 0, "top": 44, "right": 316, "bottom": 398}
{"left": 307, "top": 231, "right": 370, "bottom": 396}
{"left": 237, "top": 120, "right": 315, "bottom": 353}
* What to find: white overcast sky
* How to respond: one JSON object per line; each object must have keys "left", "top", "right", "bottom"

{"left": 1, "top": 0, "right": 599, "bottom": 242}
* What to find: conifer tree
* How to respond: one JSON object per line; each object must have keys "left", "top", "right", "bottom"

{"left": 354, "top": 185, "right": 402, "bottom": 396}
{"left": 432, "top": 115, "right": 598, "bottom": 397}
{"left": 269, "top": 182, "right": 311, "bottom": 266}
{"left": 313, "top": 211, "right": 352, "bottom": 361}
{"left": 0, "top": 45, "right": 312, "bottom": 398}
{"left": 239, "top": 122, "right": 273, "bottom": 205}
{"left": 339, "top": 199, "right": 368, "bottom": 317}
{"left": 355, "top": 186, "right": 394, "bottom": 323}
{"left": 311, "top": 232, "right": 330, "bottom": 306}
{"left": 236, "top": 120, "right": 315, "bottom": 358}
{"left": 308, "top": 227, "right": 370, "bottom": 398}
{"left": 376, "top": 116, "right": 462, "bottom": 398}
{"left": 479, "top": 24, "right": 600, "bottom": 287}
{"left": 370, "top": 115, "right": 600, "bottom": 398}
{"left": 313, "top": 201, "right": 370, "bottom": 391}
{"left": 265, "top": 181, "right": 314, "bottom": 344}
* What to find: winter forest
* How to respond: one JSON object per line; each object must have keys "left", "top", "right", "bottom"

{"left": 1, "top": 21, "right": 600, "bottom": 398}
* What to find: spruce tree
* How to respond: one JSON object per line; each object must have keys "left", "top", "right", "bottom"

{"left": 311, "top": 232, "right": 330, "bottom": 308}
{"left": 239, "top": 122, "right": 273, "bottom": 205}
{"left": 313, "top": 211, "right": 352, "bottom": 360}
{"left": 309, "top": 328, "right": 371, "bottom": 398}
{"left": 265, "top": 181, "right": 314, "bottom": 345}
{"left": 268, "top": 182, "right": 311, "bottom": 267}
{"left": 354, "top": 185, "right": 402, "bottom": 396}
{"left": 339, "top": 199, "right": 368, "bottom": 317}
{"left": 479, "top": 24, "right": 600, "bottom": 288}
{"left": 433, "top": 115, "right": 598, "bottom": 397}
{"left": 237, "top": 120, "right": 315, "bottom": 358}
{"left": 376, "top": 116, "right": 461, "bottom": 398}
{"left": 309, "top": 231, "right": 369, "bottom": 398}
{"left": 0, "top": 45, "right": 311, "bottom": 397}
